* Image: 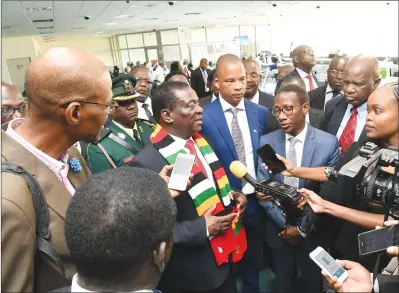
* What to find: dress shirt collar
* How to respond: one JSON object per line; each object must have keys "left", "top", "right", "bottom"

{"left": 211, "top": 93, "right": 218, "bottom": 102}
{"left": 348, "top": 100, "right": 368, "bottom": 119}
{"left": 113, "top": 120, "right": 138, "bottom": 137}
{"left": 6, "top": 118, "right": 70, "bottom": 173}
{"left": 219, "top": 95, "right": 245, "bottom": 112}
{"left": 285, "top": 122, "right": 308, "bottom": 144}
{"left": 71, "top": 274, "right": 160, "bottom": 293}
{"left": 249, "top": 90, "right": 260, "bottom": 105}
{"left": 326, "top": 84, "right": 343, "bottom": 94}
{"left": 295, "top": 67, "right": 312, "bottom": 79}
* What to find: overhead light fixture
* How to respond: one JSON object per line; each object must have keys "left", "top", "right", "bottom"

{"left": 32, "top": 19, "right": 53, "bottom": 23}
{"left": 217, "top": 17, "right": 229, "bottom": 20}
{"left": 141, "top": 18, "right": 158, "bottom": 20}
{"left": 107, "top": 22, "right": 118, "bottom": 25}
{"left": 114, "top": 15, "right": 130, "bottom": 18}
{"left": 25, "top": 7, "right": 52, "bottom": 13}
{"left": 36, "top": 26, "right": 54, "bottom": 30}
{"left": 184, "top": 12, "right": 202, "bottom": 15}
{"left": 164, "top": 20, "right": 178, "bottom": 22}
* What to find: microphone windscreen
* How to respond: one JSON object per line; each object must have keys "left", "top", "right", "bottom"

{"left": 229, "top": 161, "right": 248, "bottom": 179}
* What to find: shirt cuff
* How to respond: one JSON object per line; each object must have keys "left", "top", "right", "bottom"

{"left": 206, "top": 227, "right": 210, "bottom": 238}
{"left": 296, "top": 227, "right": 307, "bottom": 238}
{"left": 371, "top": 273, "right": 379, "bottom": 293}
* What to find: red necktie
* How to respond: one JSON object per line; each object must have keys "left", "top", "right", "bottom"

{"left": 339, "top": 107, "right": 358, "bottom": 154}
{"left": 307, "top": 74, "right": 315, "bottom": 91}
{"left": 185, "top": 140, "right": 208, "bottom": 178}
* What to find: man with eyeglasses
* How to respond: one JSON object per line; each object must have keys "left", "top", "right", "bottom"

{"left": 1, "top": 82, "right": 26, "bottom": 129}
{"left": 1, "top": 47, "right": 111, "bottom": 292}
{"left": 256, "top": 84, "right": 339, "bottom": 293}
{"left": 129, "top": 66, "right": 156, "bottom": 124}
{"left": 309, "top": 56, "right": 349, "bottom": 111}
{"left": 84, "top": 75, "right": 155, "bottom": 174}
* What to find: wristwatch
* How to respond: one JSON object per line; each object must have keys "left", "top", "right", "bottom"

{"left": 324, "top": 167, "right": 334, "bottom": 178}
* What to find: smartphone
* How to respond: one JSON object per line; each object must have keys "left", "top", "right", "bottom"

{"left": 256, "top": 144, "right": 286, "bottom": 174}
{"left": 309, "top": 247, "right": 348, "bottom": 283}
{"left": 358, "top": 225, "right": 399, "bottom": 256}
{"left": 168, "top": 153, "right": 195, "bottom": 191}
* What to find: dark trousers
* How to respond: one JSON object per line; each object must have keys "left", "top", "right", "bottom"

{"left": 162, "top": 269, "right": 238, "bottom": 293}
{"left": 237, "top": 196, "right": 264, "bottom": 293}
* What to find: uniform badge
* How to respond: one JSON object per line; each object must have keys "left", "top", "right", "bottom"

{"left": 124, "top": 155, "right": 134, "bottom": 164}
{"left": 139, "top": 126, "right": 144, "bottom": 133}
{"left": 123, "top": 80, "right": 133, "bottom": 92}
{"left": 118, "top": 132, "right": 126, "bottom": 140}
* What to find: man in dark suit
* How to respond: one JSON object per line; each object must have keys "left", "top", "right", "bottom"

{"left": 275, "top": 45, "right": 320, "bottom": 94}
{"left": 201, "top": 54, "right": 269, "bottom": 293}
{"left": 191, "top": 58, "right": 211, "bottom": 99}
{"left": 257, "top": 85, "right": 339, "bottom": 293}
{"left": 266, "top": 75, "right": 324, "bottom": 134}
{"left": 320, "top": 55, "right": 381, "bottom": 154}
{"left": 130, "top": 81, "right": 248, "bottom": 293}
{"left": 199, "top": 69, "right": 218, "bottom": 108}
{"left": 309, "top": 56, "right": 349, "bottom": 110}
{"left": 243, "top": 58, "right": 274, "bottom": 109}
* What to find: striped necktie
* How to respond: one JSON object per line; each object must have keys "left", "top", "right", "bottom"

{"left": 230, "top": 108, "right": 246, "bottom": 187}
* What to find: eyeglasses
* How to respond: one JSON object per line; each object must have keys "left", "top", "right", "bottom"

{"left": 1, "top": 103, "right": 27, "bottom": 117}
{"left": 272, "top": 106, "right": 294, "bottom": 117}
{"left": 61, "top": 100, "right": 116, "bottom": 110}
{"left": 328, "top": 69, "right": 345, "bottom": 76}
{"left": 136, "top": 78, "right": 153, "bottom": 86}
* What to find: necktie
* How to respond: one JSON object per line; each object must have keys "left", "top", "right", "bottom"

{"left": 142, "top": 103, "right": 156, "bottom": 124}
{"left": 133, "top": 128, "right": 143, "bottom": 147}
{"left": 230, "top": 108, "right": 246, "bottom": 187}
{"left": 306, "top": 74, "right": 315, "bottom": 91}
{"left": 185, "top": 140, "right": 208, "bottom": 178}
{"left": 339, "top": 106, "right": 358, "bottom": 154}
{"left": 284, "top": 137, "right": 299, "bottom": 187}
{"left": 332, "top": 90, "right": 341, "bottom": 98}
{"left": 202, "top": 69, "right": 209, "bottom": 91}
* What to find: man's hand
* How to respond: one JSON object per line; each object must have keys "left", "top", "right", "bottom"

{"left": 231, "top": 191, "right": 247, "bottom": 221}
{"left": 297, "top": 188, "right": 326, "bottom": 214}
{"left": 376, "top": 220, "right": 399, "bottom": 256}
{"left": 322, "top": 259, "right": 372, "bottom": 293}
{"left": 256, "top": 192, "right": 272, "bottom": 201}
{"left": 159, "top": 165, "right": 193, "bottom": 198}
{"left": 262, "top": 154, "right": 296, "bottom": 177}
{"left": 204, "top": 205, "right": 237, "bottom": 237}
{"left": 278, "top": 225, "right": 301, "bottom": 245}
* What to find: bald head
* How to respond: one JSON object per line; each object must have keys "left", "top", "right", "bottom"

{"left": 343, "top": 54, "right": 381, "bottom": 106}
{"left": 277, "top": 64, "right": 294, "bottom": 81}
{"left": 292, "top": 45, "right": 315, "bottom": 73}
{"left": 25, "top": 47, "right": 110, "bottom": 116}
{"left": 215, "top": 54, "right": 246, "bottom": 107}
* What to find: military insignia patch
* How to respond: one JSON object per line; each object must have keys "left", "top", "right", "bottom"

{"left": 139, "top": 126, "right": 144, "bottom": 133}
{"left": 124, "top": 155, "right": 134, "bottom": 164}
{"left": 123, "top": 80, "right": 133, "bottom": 92}
{"left": 118, "top": 132, "right": 126, "bottom": 140}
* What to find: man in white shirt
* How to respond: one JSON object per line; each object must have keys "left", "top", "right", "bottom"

{"left": 65, "top": 167, "right": 177, "bottom": 293}
{"left": 150, "top": 60, "right": 165, "bottom": 83}
{"left": 275, "top": 45, "right": 320, "bottom": 94}
{"left": 202, "top": 54, "right": 270, "bottom": 293}
{"left": 309, "top": 56, "right": 349, "bottom": 110}
{"left": 129, "top": 67, "right": 156, "bottom": 123}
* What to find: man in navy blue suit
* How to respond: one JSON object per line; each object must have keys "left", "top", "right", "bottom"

{"left": 201, "top": 54, "right": 269, "bottom": 293}
{"left": 257, "top": 85, "right": 339, "bottom": 293}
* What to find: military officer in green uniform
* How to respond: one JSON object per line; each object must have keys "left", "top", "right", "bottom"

{"left": 85, "top": 75, "right": 155, "bottom": 174}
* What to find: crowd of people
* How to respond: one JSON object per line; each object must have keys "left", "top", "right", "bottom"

{"left": 1, "top": 43, "right": 398, "bottom": 293}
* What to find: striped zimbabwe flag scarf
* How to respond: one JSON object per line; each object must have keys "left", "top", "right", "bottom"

{"left": 150, "top": 124, "right": 247, "bottom": 265}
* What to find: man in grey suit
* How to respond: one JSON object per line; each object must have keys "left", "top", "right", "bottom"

{"left": 256, "top": 85, "right": 339, "bottom": 293}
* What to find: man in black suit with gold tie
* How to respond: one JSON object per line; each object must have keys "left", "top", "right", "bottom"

{"left": 191, "top": 58, "right": 212, "bottom": 99}
{"left": 309, "top": 56, "right": 349, "bottom": 110}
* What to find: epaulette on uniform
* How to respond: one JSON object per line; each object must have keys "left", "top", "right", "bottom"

{"left": 95, "top": 127, "right": 112, "bottom": 143}
{"left": 137, "top": 118, "right": 156, "bottom": 129}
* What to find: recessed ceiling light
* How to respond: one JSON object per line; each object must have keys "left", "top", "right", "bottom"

{"left": 185, "top": 12, "right": 202, "bottom": 15}
{"left": 107, "top": 22, "right": 118, "bottom": 25}
{"left": 114, "top": 15, "right": 130, "bottom": 19}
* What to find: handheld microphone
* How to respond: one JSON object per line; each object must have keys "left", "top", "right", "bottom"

{"left": 229, "top": 161, "right": 258, "bottom": 187}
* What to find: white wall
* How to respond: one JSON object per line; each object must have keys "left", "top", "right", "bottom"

{"left": 1, "top": 36, "right": 39, "bottom": 84}
{"left": 36, "top": 37, "right": 114, "bottom": 67}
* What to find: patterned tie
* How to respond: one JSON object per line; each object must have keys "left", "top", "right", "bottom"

{"left": 133, "top": 128, "right": 143, "bottom": 147}
{"left": 284, "top": 137, "right": 299, "bottom": 187}
{"left": 185, "top": 140, "right": 208, "bottom": 178}
{"left": 230, "top": 108, "right": 247, "bottom": 187}
{"left": 307, "top": 74, "right": 315, "bottom": 91}
{"left": 339, "top": 106, "right": 358, "bottom": 154}
{"left": 142, "top": 103, "right": 156, "bottom": 124}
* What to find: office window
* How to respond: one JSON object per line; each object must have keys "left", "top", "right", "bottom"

{"left": 180, "top": 45, "right": 190, "bottom": 61}
{"left": 161, "top": 30, "right": 179, "bottom": 45}
{"left": 178, "top": 28, "right": 189, "bottom": 44}
{"left": 118, "top": 35, "right": 128, "bottom": 49}
{"left": 126, "top": 34, "right": 144, "bottom": 48}
{"left": 129, "top": 49, "right": 146, "bottom": 63}
{"left": 190, "top": 44, "right": 208, "bottom": 66}
{"left": 143, "top": 32, "right": 157, "bottom": 47}
{"left": 223, "top": 27, "right": 239, "bottom": 42}
{"left": 206, "top": 28, "right": 224, "bottom": 43}
{"left": 120, "top": 50, "right": 130, "bottom": 67}
{"left": 163, "top": 45, "right": 181, "bottom": 62}
{"left": 240, "top": 26, "right": 255, "bottom": 39}
{"left": 189, "top": 28, "right": 206, "bottom": 44}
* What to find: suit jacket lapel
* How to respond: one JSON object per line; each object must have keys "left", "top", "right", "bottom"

{"left": 208, "top": 99, "right": 238, "bottom": 159}
{"left": 333, "top": 98, "right": 348, "bottom": 135}
{"left": 67, "top": 146, "right": 91, "bottom": 188}
{"left": 245, "top": 100, "right": 260, "bottom": 167}
{"left": 299, "top": 126, "right": 316, "bottom": 188}
{"left": 274, "top": 130, "right": 286, "bottom": 183}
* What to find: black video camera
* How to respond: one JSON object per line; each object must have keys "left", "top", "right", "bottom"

{"left": 333, "top": 142, "right": 399, "bottom": 219}
{"left": 256, "top": 179, "right": 317, "bottom": 235}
